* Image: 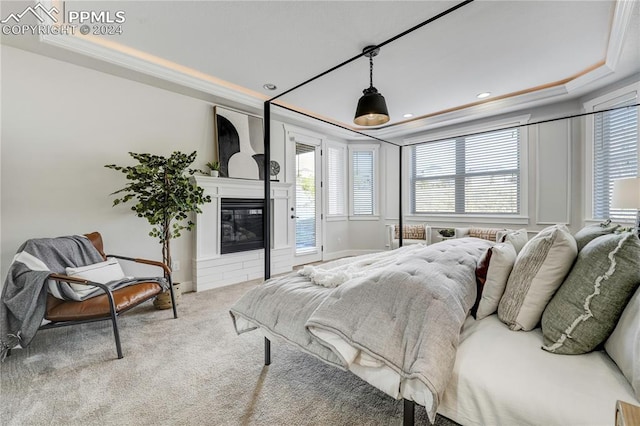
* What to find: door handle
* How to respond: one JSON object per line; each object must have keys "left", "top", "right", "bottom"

{"left": 291, "top": 215, "right": 298, "bottom": 219}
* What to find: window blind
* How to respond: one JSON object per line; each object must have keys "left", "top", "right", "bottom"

{"left": 412, "top": 128, "right": 520, "bottom": 214}
{"left": 352, "top": 150, "right": 375, "bottom": 215}
{"left": 327, "top": 146, "right": 346, "bottom": 216}
{"left": 593, "top": 102, "right": 638, "bottom": 222}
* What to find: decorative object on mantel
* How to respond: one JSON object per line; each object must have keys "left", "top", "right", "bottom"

{"left": 206, "top": 161, "right": 221, "bottom": 177}
{"left": 105, "top": 151, "right": 212, "bottom": 308}
{"left": 214, "top": 105, "right": 265, "bottom": 180}
{"left": 270, "top": 160, "right": 280, "bottom": 181}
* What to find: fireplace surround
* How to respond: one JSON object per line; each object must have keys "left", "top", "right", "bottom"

{"left": 193, "top": 176, "right": 293, "bottom": 291}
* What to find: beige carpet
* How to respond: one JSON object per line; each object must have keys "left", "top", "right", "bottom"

{"left": 0, "top": 279, "right": 459, "bottom": 426}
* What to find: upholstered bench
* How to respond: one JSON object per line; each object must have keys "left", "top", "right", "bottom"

{"left": 387, "top": 223, "right": 431, "bottom": 249}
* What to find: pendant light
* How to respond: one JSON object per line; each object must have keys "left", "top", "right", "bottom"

{"left": 354, "top": 45, "right": 390, "bottom": 126}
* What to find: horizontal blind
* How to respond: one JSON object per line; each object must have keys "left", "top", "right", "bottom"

{"left": 352, "top": 150, "right": 374, "bottom": 215}
{"left": 464, "top": 129, "right": 519, "bottom": 213}
{"left": 412, "top": 128, "right": 520, "bottom": 214}
{"left": 327, "top": 146, "right": 346, "bottom": 216}
{"left": 593, "top": 102, "right": 638, "bottom": 222}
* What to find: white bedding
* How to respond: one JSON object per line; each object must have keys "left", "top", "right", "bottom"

{"left": 232, "top": 238, "right": 493, "bottom": 422}
{"left": 438, "top": 315, "right": 640, "bottom": 426}
{"left": 308, "top": 326, "right": 435, "bottom": 410}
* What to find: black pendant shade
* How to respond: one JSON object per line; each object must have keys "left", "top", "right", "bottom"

{"left": 354, "top": 45, "right": 390, "bottom": 126}
{"left": 354, "top": 86, "right": 389, "bottom": 126}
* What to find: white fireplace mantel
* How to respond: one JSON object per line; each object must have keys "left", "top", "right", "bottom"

{"left": 192, "top": 176, "right": 293, "bottom": 291}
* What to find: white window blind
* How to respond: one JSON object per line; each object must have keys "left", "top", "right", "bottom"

{"left": 327, "top": 145, "right": 346, "bottom": 216}
{"left": 351, "top": 150, "right": 375, "bottom": 215}
{"left": 412, "top": 128, "right": 520, "bottom": 214}
{"left": 593, "top": 102, "right": 639, "bottom": 222}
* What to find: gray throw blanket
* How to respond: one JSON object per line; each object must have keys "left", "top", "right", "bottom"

{"left": 0, "top": 235, "right": 166, "bottom": 359}
{"left": 230, "top": 238, "right": 492, "bottom": 422}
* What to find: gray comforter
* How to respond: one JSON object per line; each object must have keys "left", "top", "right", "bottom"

{"left": 230, "top": 238, "right": 492, "bottom": 421}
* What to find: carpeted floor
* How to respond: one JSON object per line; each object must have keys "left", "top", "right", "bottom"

{"left": 0, "top": 279, "right": 459, "bottom": 426}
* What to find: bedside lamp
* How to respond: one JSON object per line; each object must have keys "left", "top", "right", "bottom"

{"left": 612, "top": 177, "right": 640, "bottom": 236}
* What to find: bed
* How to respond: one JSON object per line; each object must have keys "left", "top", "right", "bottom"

{"left": 230, "top": 238, "right": 492, "bottom": 423}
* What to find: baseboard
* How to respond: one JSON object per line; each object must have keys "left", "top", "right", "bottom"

{"left": 322, "top": 249, "right": 382, "bottom": 261}
{"left": 176, "top": 280, "right": 194, "bottom": 293}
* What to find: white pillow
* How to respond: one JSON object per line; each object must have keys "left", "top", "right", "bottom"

{"left": 498, "top": 224, "right": 578, "bottom": 331}
{"left": 65, "top": 258, "right": 126, "bottom": 297}
{"left": 476, "top": 242, "right": 517, "bottom": 320}
{"left": 605, "top": 286, "right": 640, "bottom": 400}
{"left": 500, "top": 228, "right": 529, "bottom": 253}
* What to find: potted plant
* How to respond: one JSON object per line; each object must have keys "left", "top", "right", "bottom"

{"left": 105, "top": 151, "right": 211, "bottom": 308}
{"left": 206, "top": 161, "right": 221, "bottom": 177}
{"left": 438, "top": 228, "right": 455, "bottom": 239}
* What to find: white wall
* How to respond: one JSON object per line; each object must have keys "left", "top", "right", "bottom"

{"left": 0, "top": 46, "right": 290, "bottom": 285}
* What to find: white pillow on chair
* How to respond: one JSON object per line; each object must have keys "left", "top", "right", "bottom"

{"left": 65, "top": 258, "right": 127, "bottom": 297}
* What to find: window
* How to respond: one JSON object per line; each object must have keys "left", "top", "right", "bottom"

{"left": 326, "top": 143, "right": 347, "bottom": 217}
{"left": 295, "top": 143, "right": 318, "bottom": 251}
{"left": 591, "top": 92, "right": 639, "bottom": 222}
{"left": 411, "top": 127, "right": 521, "bottom": 215}
{"left": 349, "top": 145, "right": 378, "bottom": 217}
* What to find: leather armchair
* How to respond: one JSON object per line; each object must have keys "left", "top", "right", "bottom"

{"left": 40, "top": 232, "right": 177, "bottom": 359}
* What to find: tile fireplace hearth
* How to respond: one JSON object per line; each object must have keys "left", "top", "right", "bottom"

{"left": 193, "top": 176, "right": 293, "bottom": 292}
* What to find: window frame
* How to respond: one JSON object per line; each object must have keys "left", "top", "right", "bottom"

{"left": 403, "top": 115, "right": 530, "bottom": 225}
{"left": 348, "top": 143, "right": 380, "bottom": 220}
{"left": 583, "top": 82, "right": 640, "bottom": 225}
{"left": 324, "top": 140, "right": 348, "bottom": 221}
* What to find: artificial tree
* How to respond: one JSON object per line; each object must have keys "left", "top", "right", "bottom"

{"left": 105, "top": 151, "right": 211, "bottom": 276}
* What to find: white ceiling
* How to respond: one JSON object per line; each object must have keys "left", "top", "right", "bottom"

{"left": 3, "top": 0, "right": 640, "bottom": 137}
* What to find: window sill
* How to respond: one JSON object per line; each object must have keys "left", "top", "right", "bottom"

{"left": 584, "top": 218, "right": 636, "bottom": 226}
{"left": 407, "top": 214, "right": 529, "bottom": 225}
{"left": 349, "top": 215, "right": 380, "bottom": 221}
{"left": 326, "top": 215, "right": 348, "bottom": 222}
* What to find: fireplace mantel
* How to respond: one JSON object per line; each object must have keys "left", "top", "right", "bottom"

{"left": 192, "top": 176, "right": 293, "bottom": 291}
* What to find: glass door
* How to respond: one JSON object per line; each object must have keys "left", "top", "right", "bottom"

{"left": 294, "top": 142, "right": 322, "bottom": 264}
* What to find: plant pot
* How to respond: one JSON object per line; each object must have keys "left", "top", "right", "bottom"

{"left": 153, "top": 282, "right": 182, "bottom": 310}
{"left": 210, "top": 170, "right": 219, "bottom": 177}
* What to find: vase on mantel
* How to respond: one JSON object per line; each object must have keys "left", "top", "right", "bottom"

{"left": 210, "top": 170, "right": 219, "bottom": 177}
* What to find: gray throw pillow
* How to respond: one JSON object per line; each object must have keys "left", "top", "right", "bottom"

{"left": 573, "top": 221, "right": 620, "bottom": 251}
{"left": 541, "top": 232, "right": 640, "bottom": 355}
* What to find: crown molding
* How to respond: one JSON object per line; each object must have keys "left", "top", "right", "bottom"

{"left": 39, "top": 33, "right": 266, "bottom": 110}
{"left": 605, "top": 0, "right": 636, "bottom": 71}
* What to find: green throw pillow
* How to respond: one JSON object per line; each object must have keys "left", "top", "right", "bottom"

{"left": 541, "top": 232, "right": 640, "bottom": 355}
{"left": 573, "top": 221, "right": 620, "bottom": 251}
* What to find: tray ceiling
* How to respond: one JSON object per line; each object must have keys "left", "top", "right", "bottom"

{"left": 2, "top": 0, "right": 639, "bottom": 136}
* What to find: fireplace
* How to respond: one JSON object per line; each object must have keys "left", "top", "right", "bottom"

{"left": 220, "top": 198, "right": 264, "bottom": 254}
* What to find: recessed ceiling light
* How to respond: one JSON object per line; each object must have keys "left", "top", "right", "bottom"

{"left": 403, "top": 113, "right": 414, "bottom": 118}
{"left": 263, "top": 83, "right": 277, "bottom": 91}
{"left": 477, "top": 92, "right": 491, "bottom": 99}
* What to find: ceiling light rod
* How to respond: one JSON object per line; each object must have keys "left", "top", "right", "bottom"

{"left": 364, "top": 46, "right": 379, "bottom": 88}
{"left": 267, "top": 0, "right": 475, "bottom": 103}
